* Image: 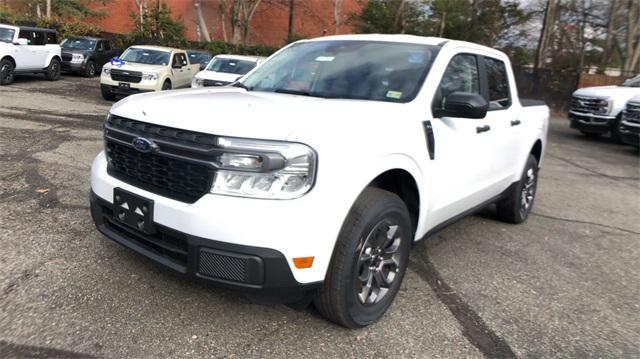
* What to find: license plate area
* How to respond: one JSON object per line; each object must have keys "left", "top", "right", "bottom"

{"left": 118, "top": 82, "right": 130, "bottom": 89}
{"left": 113, "top": 188, "right": 154, "bottom": 234}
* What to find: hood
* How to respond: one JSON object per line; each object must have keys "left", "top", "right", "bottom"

{"left": 195, "top": 71, "right": 242, "bottom": 83}
{"left": 110, "top": 88, "right": 404, "bottom": 142}
{"left": 573, "top": 85, "right": 640, "bottom": 99}
{"left": 103, "top": 61, "right": 166, "bottom": 72}
{"left": 61, "top": 49, "right": 93, "bottom": 55}
{"left": 627, "top": 94, "right": 640, "bottom": 105}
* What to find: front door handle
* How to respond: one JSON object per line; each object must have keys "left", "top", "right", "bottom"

{"left": 511, "top": 120, "right": 521, "bottom": 126}
{"left": 476, "top": 125, "right": 491, "bottom": 133}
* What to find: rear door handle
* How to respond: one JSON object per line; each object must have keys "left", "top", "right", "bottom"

{"left": 476, "top": 125, "right": 491, "bottom": 133}
{"left": 511, "top": 120, "right": 521, "bottom": 126}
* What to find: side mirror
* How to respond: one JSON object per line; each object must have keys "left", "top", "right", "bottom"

{"left": 437, "top": 92, "right": 488, "bottom": 119}
{"left": 199, "top": 63, "right": 206, "bottom": 70}
{"left": 14, "top": 38, "right": 29, "bottom": 46}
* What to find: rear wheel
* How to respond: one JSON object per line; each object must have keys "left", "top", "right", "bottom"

{"left": 496, "top": 155, "right": 538, "bottom": 224}
{"left": 84, "top": 61, "right": 97, "bottom": 77}
{"left": 45, "top": 58, "right": 61, "bottom": 81}
{"left": 0, "top": 58, "right": 15, "bottom": 85}
{"left": 314, "top": 187, "right": 412, "bottom": 328}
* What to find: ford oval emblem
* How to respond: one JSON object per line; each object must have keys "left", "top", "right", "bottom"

{"left": 132, "top": 137, "right": 156, "bottom": 153}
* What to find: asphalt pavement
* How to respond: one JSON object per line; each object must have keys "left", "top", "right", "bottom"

{"left": 0, "top": 74, "right": 638, "bottom": 358}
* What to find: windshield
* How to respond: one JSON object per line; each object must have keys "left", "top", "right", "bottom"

{"left": 206, "top": 57, "right": 257, "bottom": 74}
{"left": 621, "top": 77, "right": 640, "bottom": 87}
{"left": 61, "top": 38, "right": 96, "bottom": 51}
{"left": 188, "top": 51, "right": 212, "bottom": 65}
{"left": 120, "top": 48, "right": 170, "bottom": 66}
{"left": 0, "top": 27, "right": 15, "bottom": 43}
{"left": 240, "top": 40, "right": 438, "bottom": 102}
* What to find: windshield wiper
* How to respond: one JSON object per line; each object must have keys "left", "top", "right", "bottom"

{"left": 273, "top": 89, "right": 316, "bottom": 97}
{"left": 232, "top": 82, "right": 252, "bottom": 91}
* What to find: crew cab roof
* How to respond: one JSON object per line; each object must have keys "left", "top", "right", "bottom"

{"left": 129, "top": 45, "right": 183, "bottom": 52}
{"left": 214, "top": 54, "right": 266, "bottom": 62}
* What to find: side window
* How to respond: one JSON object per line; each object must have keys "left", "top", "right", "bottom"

{"left": 173, "top": 53, "right": 187, "bottom": 67}
{"left": 484, "top": 57, "right": 511, "bottom": 110}
{"left": 96, "top": 41, "right": 104, "bottom": 51}
{"left": 103, "top": 41, "right": 111, "bottom": 51}
{"left": 18, "top": 30, "right": 38, "bottom": 45}
{"left": 46, "top": 32, "right": 57, "bottom": 44}
{"left": 180, "top": 53, "right": 188, "bottom": 66}
{"left": 433, "top": 54, "right": 480, "bottom": 110}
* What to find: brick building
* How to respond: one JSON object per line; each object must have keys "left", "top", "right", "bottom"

{"left": 87, "top": 0, "right": 362, "bottom": 46}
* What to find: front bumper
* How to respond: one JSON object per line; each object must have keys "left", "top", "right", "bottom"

{"left": 101, "top": 84, "right": 153, "bottom": 97}
{"left": 618, "top": 121, "right": 640, "bottom": 146}
{"left": 569, "top": 111, "right": 616, "bottom": 134}
{"left": 91, "top": 190, "right": 321, "bottom": 302}
{"left": 61, "top": 61, "right": 85, "bottom": 73}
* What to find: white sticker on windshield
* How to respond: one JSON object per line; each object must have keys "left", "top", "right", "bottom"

{"left": 386, "top": 91, "right": 402, "bottom": 99}
{"left": 315, "top": 56, "right": 335, "bottom": 62}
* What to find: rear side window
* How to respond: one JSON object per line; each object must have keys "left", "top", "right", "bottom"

{"left": 46, "top": 32, "right": 57, "bottom": 44}
{"left": 484, "top": 57, "right": 511, "bottom": 110}
{"left": 173, "top": 53, "right": 188, "bottom": 67}
{"left": 433, "top": 54, "right": 480, "bottom": 110}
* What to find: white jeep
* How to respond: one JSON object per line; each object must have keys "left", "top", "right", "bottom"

{"left": 0, "top": 24, "right": 62, "bottom": 85}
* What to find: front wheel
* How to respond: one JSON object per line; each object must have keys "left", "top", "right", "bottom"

{"left": 496, "top": 154, "right": 539, "bottom": 224}
{"left": 161, "top": 79, "right": 172, "bottom": 91}
{"left": 0, "top": 58, "right": 15, "bottom": 85}
{"left": 84, "top": 61, "right": 97, "bottom": 77}
{"left": 314, "top": 187, "right": 412, "bottom": 328}
{"left": 45, "top": 58, "right": 61, "bottom": 81}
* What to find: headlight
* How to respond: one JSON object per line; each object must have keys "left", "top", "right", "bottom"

{"left": 71, "top": 53, "right": 84, "bottom": 63}
{"left": 211, "top": 137, "right": 316, "bottom": 199}
{"left": 102, "top": 68, "right": 111, "bottom": 75}
{"left": 142, "top": 72, "right": 158, "bottom": 81}
{"left": 192, "top": 77, "right": 204, "bottom": 88}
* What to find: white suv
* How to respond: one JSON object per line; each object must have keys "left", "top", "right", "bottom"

{"left": 90, "top": 35, "right": 548, "bottom": 328}
{"left": 0, "top": 24, "right": 62, "bottom": 85}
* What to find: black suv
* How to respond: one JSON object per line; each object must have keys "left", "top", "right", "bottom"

{"left": 61, "top": 37, "right": 119, "bottom": 77}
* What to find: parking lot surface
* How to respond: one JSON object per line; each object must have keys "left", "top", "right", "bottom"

{"left": 1, "top": 75, "right": 639, "bottom": 358}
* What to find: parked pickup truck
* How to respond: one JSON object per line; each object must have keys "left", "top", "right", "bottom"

{"left": 0, "top": 23, "right": 61, "bottom": 85}
{"left": 90, "top": 35, "right": 549, "bottom": 328}
{"left": 100, "top": 45, "right": 199, "bottom": 100}
{"left": 61, "top": 36, "right": 120, "bottom": 77}
{"left": 618, "top": 94, "right": 640, "bottom": 148}
{"left": 569, "top": 75, "right": 640, "bottom": 141}
{"left": 191, "top": 54, "right": 264, "bottom": 88}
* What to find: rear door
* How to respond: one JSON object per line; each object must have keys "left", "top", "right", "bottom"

{"left": 480, "top": 55, "right": 521, "bottom": 190}
{"left": 428, "top": 53, "right": 496, "bottom": 223}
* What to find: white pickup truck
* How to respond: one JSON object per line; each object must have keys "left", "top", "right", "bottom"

{"left": 0, "top": 24, "right": 62, "bottom": 85}
{"left": 90, "top": 35, "right": 549, "bottom": 328}
{"left": 569, "top": 75, "right": 640, "bottom": 141}
{"left": 100, "top": 45, "right": 199, "bottom": 100}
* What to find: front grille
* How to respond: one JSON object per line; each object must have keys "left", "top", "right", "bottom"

{"left": 106, "top": 141, "right": 213, "bottom": 203}
{"left": 198, "top": 250, "right": 248, "bottom": 283}
{"left": 203, "top": 79, "right": 231, "bottom": 87}
{"left": 623, "top": 102, "right": 640, "bottom": 124}
{"left": 61, "top": 53, "right": 72, "bottom": 62}
{"left": 110, "top": 68, "right": 142, "bottom": 83}
{"left": 570, "top": 96, "right": 608, "bottom": 115}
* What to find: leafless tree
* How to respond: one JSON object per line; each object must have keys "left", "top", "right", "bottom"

{"left": 194, "top": 0, "right": 211, "bottom": 41}
{"left": 535, "top": 0, "right": 559, "bottom": 69}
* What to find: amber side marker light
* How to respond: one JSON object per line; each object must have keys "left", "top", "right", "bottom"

{"left": 293, "top": 256, "right": 314, "bottom": 269}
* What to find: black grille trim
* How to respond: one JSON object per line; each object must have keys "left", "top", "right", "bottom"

{"left": 110, "top": 68, "right": 142, "bottom": 83}
{"left": 623, "top": 102, "right": 640, "bottom": 124}
{"left": 199, "top": 250, "right": 247, "bottom": 282}
{"left": 570, "top": 96, "right": 608, "bottom": 115}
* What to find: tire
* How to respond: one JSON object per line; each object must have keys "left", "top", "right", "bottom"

{"left": 0, "top": 58, "right": 15, "bottom": 85}
{"left": 314, "top": 187, "right": 412, "bottom": 328}
{"left": 101, "top": 85, "right": 116, "bottom": 101}
{"left": 84, "top": 61, "right": 97, "bottom": 77}
{"left": 496, "top": 154, "right": 539, "bottom": 224}
{"left": 580, "top": 131, "right": 601, "bottom": 138}
{"left": 45, "top": 57, "right": 61, "bottom": 81}
{"left": 161, "top": 79, "right": 172, "bottom": 91}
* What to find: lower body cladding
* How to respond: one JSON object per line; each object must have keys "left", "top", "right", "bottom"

{"left": 618, "top": 120, "right": 640, "bottom": 146}
{"left": 569, "top": 112, "right": 615, "bottom": 134}
{"left": 100, "top": 83, "right": 153, "bottom": 97}
{"left": 90, "top": 152, "right": 336, "bottom": 303}
{"left": 61, "top": 61, "right": 87, "bottom": 74}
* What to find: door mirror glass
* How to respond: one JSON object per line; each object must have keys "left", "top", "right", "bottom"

{"left": 438, "top": 92, "right": 488, "bottom": 119}
{"left": 14, "top": 38, "right": 29, "bottom": 46}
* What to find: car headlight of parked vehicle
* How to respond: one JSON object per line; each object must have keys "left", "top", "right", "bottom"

{"left": 192, "top": 77, "right": 204, "bottom": 88}
{"left": 211, "top": 137, "right": 316, "bottom": 199}
{"left": 71, "top": 53, "right": 85, "bottom": 63}
{"left": 142, "top": 72, "right": 159, "bottom": 81}
{"left": 102, "top": 68, "right": 111, "bottom": 75}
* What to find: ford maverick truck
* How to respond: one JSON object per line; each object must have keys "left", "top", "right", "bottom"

{"left": 90, "top": 35, "right": 549, "bottom": 328}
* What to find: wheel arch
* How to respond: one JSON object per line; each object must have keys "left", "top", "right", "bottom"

{"left": 367, "top": 169, "right": 420, "bottom": 235}
{"left": 530, "top": 139, "right": 543, "bottom": 166}
{"left": 1, "top": 55, "right": 16, "bottom": 67}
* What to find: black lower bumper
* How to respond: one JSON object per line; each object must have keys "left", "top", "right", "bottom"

{"left": 90, "top": 191, "right": 320, "bottom": 303}
{"left": 569, "top": 113, "right": 614, "bottom": 134}
{"left": 101, "top": 84, "right": 153, "bottom": 97}
{"left": 618, "top": 123, "right": 640, "bottom": 146}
